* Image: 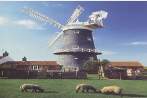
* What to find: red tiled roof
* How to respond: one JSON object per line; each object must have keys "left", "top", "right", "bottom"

{"left": 1, "top": 61, "right": 59, "bottom": 66}
{"left": 108, "top": 61, "right": 144, "bottom": 67}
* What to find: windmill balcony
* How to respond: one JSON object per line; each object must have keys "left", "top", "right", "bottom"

{"left": 53, "top": 48, "right": 101, "bottom": 55}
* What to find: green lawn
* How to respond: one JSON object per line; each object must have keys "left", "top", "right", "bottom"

{"left": 0, "top": 75, "right": 147, "bottom": 98}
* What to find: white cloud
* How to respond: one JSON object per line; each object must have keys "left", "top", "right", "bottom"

{"left": 15, "top": 19, "right": 45, "bottom": 30}
{"left": 0, "top": 16, "right": 45, "bottom": 30}
{"left": 125, "top": 41, "right": 147, "bottom": 46}
{"left": 0, "top": 16, "right": 9, "bottom": 26}
{"left": 101, "top": 50, "right": 117, "bottom": 55}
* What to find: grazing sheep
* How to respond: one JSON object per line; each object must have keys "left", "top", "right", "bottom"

{"left": 20, "top": 84, "right": 44, "bottom": 93}
{"left": 75, "top": 84, "right": 97, "bottom": 93}
{"left": 99, "top": 85, "right": 123, "bottom": 96}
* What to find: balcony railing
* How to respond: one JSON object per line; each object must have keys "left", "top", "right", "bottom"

{"left": 54, "top": 48, "right": 101, "bottom": 54}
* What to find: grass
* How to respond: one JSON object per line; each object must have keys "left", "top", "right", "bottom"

{"left": 0, "top": 74, "right": 147, "bottom": 98}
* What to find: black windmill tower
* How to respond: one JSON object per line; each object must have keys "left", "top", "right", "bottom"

{"left": 22, "top": 5, "right": 108, "bottom": 71}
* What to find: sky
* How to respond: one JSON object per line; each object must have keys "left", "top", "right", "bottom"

{"left": 0, "top": 1, "right": 147, "bottom": 66}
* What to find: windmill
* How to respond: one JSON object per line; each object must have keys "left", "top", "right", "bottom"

{"left": 22, "top": 5, "right": 108, "bottom": 72}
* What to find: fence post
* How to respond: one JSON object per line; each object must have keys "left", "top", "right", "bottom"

{"left": 119, "top": 72, "right": 122, "bottom": 80}
{"left": 1, "top": 71, "right": 4, "bottom": 77}
{"left": 27, "top": 70, "right": 30, "bottom": 79}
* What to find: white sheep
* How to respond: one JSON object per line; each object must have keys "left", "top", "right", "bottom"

{"left": 75, "top": 84, "right": 97, "bottom": 93}
{"left": 99, "top": 85, "right": 123, "bottom": 96}
{"left": 20, "top": 84, "right": 44, "bottom": 93}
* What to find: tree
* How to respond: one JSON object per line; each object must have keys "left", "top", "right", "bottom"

{"left": 98, "top": 59, "right": 110, "bottom": 79}
{"left": 3, "top": 51, "right": 9, "bottom": 57}
{"left": 100, "top": 59, "right": 110, "bottom": 71}
{"left": 83, "top": 59, "right": 110, "bottom": 79}
{"left": 83, "top": 59, "right": 99, "bottom": 74}
{"left": 22, "top": 56, "right": 27, "bottom": 61}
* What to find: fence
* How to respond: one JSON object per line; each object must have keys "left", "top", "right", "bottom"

{"left": 0, "top": 69, "right": 87, "bottom": 79}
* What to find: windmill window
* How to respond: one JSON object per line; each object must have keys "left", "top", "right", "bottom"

{"left": 74, "top": 30, "right": 79, "bottom": 34}
{"left": 72, "top": 45, "right": 79, "bottom": 49}
{"left": 74, "top": 57, "right": 78, "bottom": 60}
{"left": 87, "top": 37, "right": 92, "bottom": 41}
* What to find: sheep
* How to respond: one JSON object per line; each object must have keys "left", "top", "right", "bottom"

{"left": 99, "top": 85, "right": 123, "bottom": 96}
{"left": 75, "top": 84, "right": 97, "bottom": 93}
{"left": 20, "top": 84, "right": 44, "bottom": 93}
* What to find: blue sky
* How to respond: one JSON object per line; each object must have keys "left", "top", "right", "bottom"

{"left": 0, "top": 1, "right": 147, "bottom": 66}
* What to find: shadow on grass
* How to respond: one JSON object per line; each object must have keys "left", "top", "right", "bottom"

{"left": 122, "top": 93, "right": 147, "bottom": 97}
{"left": 96, "top": 92, "right": 147, "bottom": 97}
{"left": 43, "top": 90, "right": 59, "bottom": 93}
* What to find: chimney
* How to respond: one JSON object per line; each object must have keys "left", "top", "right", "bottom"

{"left": 22, "top": 56, "right": 27, "bottom": 61}
{"left": 3, "top": 51, "right": 9, "bottom": 57}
